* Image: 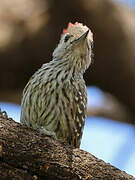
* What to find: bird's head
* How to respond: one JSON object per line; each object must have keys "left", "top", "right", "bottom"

{"left": 53, "top": 22, "right": 93, "bottom": 73}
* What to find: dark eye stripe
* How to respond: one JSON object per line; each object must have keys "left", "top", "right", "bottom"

{"left": 64, "top": 34, "right": 70, "bottom": 42}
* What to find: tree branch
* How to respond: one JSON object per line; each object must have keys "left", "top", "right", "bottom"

{"left": 0, "top": 112, "right": 134, "bottom": 180}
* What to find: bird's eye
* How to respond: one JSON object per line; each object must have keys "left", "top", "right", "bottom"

{"left": 64, "top": 34, "right": 70, "bottom": 42}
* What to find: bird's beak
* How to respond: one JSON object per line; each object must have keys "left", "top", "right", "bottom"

{"left": 73, "top": 30, "right": 89, "bottom": 44}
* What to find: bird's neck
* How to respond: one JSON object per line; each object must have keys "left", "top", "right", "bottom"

{"left": 52, "top": 52, "right": 88, "bottom": 77}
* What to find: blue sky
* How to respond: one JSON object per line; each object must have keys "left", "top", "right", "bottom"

{"left": 116, "top": 0, "right": 135, "bottom": 7}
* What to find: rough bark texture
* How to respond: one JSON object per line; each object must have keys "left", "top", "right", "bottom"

{"left": 0, "top": 112, "right": 134, "bottom": 180}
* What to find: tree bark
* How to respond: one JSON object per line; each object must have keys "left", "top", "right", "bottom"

{"left": 0, "top": 112, "right": 134, "bottom": 180}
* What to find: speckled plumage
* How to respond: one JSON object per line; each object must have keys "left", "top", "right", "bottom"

{"left": 20, "top": 22, "right": 93, "bottom": 148}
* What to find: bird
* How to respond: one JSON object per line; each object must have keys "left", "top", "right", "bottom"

{"left": 20, "top": 22, "right": 93, "bottom": 148}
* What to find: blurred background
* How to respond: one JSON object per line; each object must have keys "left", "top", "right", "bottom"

{"left": 0, "top": 0, "right": 135, "bottom": 177}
